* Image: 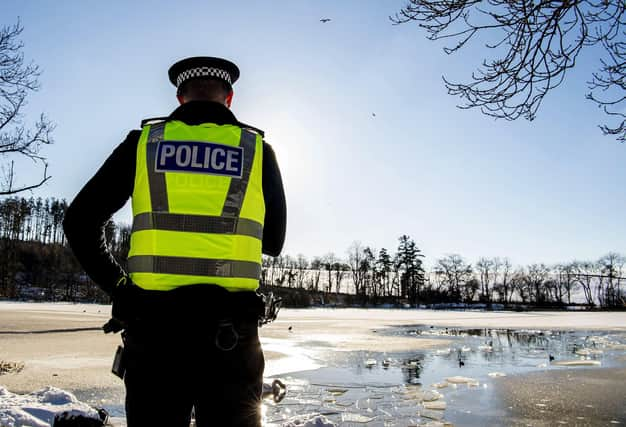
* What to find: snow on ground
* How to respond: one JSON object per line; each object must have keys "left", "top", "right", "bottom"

{"left": 0, "top": 386, "right": 102, "bottom": 427}
{"left": 2, "top": 302, "right": 625, "bottom": 330}
{"left": 274, "top": 307, "right": 626, "bottom": 331}
{"left": 0, "top": 302, "right": 110, "bottom": 312}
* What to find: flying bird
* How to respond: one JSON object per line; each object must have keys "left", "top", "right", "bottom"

{"left": 372, "top": 113, "right": 376, "bottom": 117}
{"left": 320, "top": 18, "right": 331, "bottom": 23}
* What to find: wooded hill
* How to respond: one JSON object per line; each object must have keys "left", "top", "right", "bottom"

{"left": 0, "top": 196, "right": 624, "bottom": 309}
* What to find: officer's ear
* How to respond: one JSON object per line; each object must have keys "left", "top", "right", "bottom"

{"left": 177, "top": 94, "right": 185, "bottom": 105}
{"left": 225, "top": 90, "right": 233, "bottom": 108}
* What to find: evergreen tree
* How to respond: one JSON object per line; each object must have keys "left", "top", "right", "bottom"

{"left": 396, "top": 235, "right": 425, "bottom": 305}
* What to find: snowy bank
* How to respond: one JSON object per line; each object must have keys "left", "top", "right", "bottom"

{"left": 0, "top": 386, "right": 105, "bottom": 427}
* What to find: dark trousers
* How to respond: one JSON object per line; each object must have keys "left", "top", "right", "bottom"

{"left": 122, "top": 317, "right": 264, "bottom": 427}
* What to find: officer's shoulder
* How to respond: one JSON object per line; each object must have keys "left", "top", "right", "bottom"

{"left": 237, "top": 121, "right": 265, "bottom": 138}
{"left": 120, "top": 129, "right": 142, "bottom": 148}
{"left": 140, "top": 117, "right": 265, "bottom": 138}
{"left": 109, "top": 129, "right": 142, "bottom": 159}
{"left": 140, "top": 116, "right": 169, "bottom": 127}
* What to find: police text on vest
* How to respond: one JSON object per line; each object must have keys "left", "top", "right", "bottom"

{"left": 155, "top": 140, "right": 244, "bottom": 178}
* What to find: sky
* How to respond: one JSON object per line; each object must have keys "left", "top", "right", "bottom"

{"left": 3, "top": 0, "right": 625, "bottom": 268}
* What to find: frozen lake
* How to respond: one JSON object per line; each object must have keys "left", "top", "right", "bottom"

{"left": 1, "top": 303, "right": 625, "bottom": 426}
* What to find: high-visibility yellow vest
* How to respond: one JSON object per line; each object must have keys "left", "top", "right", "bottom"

{"left": 127, "top": 120, "right": 265, "bottom": 292}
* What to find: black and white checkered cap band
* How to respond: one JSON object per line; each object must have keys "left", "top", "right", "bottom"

{"left": 175, "top": 67, "right": 232, "bottom": 87}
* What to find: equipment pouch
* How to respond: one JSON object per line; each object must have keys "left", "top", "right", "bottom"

{"left": 111, "top": 345, "right": 126, "bottom": 379}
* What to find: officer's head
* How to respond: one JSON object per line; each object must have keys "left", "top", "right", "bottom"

{"left": 176, "top": 78, "right": 234, "bottom": 107}
{"left": 168, "top": 56, "right": 240, "bottom": 109}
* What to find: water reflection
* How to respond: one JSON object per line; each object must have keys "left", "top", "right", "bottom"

{"left": 401, "top": 356, "right": 423, "bottom": 385}
{"left": 393, "top": 327, "right": 621, "bottom": 371}
{"left": 263, "top": 327, "right": 626, "bottom": 426}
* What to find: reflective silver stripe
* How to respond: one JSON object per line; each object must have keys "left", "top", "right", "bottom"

{"left": 146, "top": 123, "right": 169, "bottom": 212}
{"left": 132, "top": 212, "right": 263, "bottom": 240}
{"left": 222, "top": 130, "right": 256, "bottom": 217}
{"left": 127, "top": 256, "right": 261, "bottom": 279}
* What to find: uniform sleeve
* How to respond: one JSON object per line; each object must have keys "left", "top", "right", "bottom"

{"left": 261, "top": 142, "right": 287, "bottom": 256}
{"left": 63, "top": 130, "right": 141, "bottom": 296}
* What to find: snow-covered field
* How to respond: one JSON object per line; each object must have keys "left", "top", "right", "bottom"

{"left": 1, "top": 302, "right": 625, "bottom": 426}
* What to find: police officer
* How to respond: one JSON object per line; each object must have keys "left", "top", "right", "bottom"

{"left": 63, "top": 57, "right": 286, "bottom": 427}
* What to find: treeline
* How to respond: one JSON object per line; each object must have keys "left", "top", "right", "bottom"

{"left": 261, "top": 241, "right": 626, "bottom": 308}
{"left": 0, "top": 197, "right": 67, "bottom": 244}
{"left": 1, "top": 196, "right": 624, "bottom": 308}
{"left": 429, "top": 254, "right": 625, "bottom": 308}
{"left": 261, "top": 237, "right": 426, "bottom": 304}
{"left": 0, "top": 197, "right": 128, "bottom": 301}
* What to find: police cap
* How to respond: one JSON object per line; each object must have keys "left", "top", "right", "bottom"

{"left": 168, "top": 57, "right": 240, "bottom": 89}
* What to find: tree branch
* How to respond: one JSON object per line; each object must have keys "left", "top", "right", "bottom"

{"left": 0, "top": 162, "right": 51, "bottom": 195}
{"left": 393, "top": 0, "right": 626, "bottom": 141}
{"left": 0, "top": 20, "right": 54, "bottom": 193}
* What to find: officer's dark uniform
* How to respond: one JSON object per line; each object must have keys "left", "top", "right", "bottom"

{"left": 63, "top": 57, "right": 286, "bottom": 427}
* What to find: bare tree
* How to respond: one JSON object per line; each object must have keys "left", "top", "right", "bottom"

{"left": 361, "top": 247, "right": 376, "bottom": 299}
{"left": 492, "top": 257, "right": 512, "bottom": 303}
{"left": 332, "top": 261, "right": 348, "bottom": 294}
{"left": 463, "top": 277, "right": 480, "bottom": 302}
{"left": 392, "top": 0, "right": 626, "bottom": 141}
{"left": 308, "top": 257, "right": 323, "bottom": 292}
{"left": 555, "top": 262, "right": 578, "bottom": 305}
{"left": 391, "top": 253, "right": 403, "bottom": 300}
{"left": 283, "top": 255, "right": 297, "bottom": 288}
{"left": 526, "top": 263, "right": 550, "bottom": 304}
{"left": 272, "top": 255, "right": 287, "bottom": 287}
{"left": 1, "top": 20, "right": 53, "bottom": 194}
{"left": 434, "top": 254, "right": 472, "bottom": 300}
{"left": 572, "top": 260, "right": 598, "bottom": 305}
{"left": 586, "top": 29, "right": 626, "bottom": 141}
{"left": 347, "top": 241, "right": 367, "bottom": 297}
{"left": 294, "top": 254, "right": 308, "bottom": 289}
{"left": 598, "top": 252, "right": 626, "bottom": 307}
{"left": 511, "top": 268, "right": 530, "bottom": 303}
{"left": 476, "top": 257, "right": 495, "bottom": 302}
{"left": 543, "top": 277, "right": 560, "bottom": 304}
{"left": 322, "top": 253, "right": 337, "bottom": 294}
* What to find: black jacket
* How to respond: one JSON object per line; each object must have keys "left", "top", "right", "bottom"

{"left": 63, "top": 101, "right": 286, "bottom": 296}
